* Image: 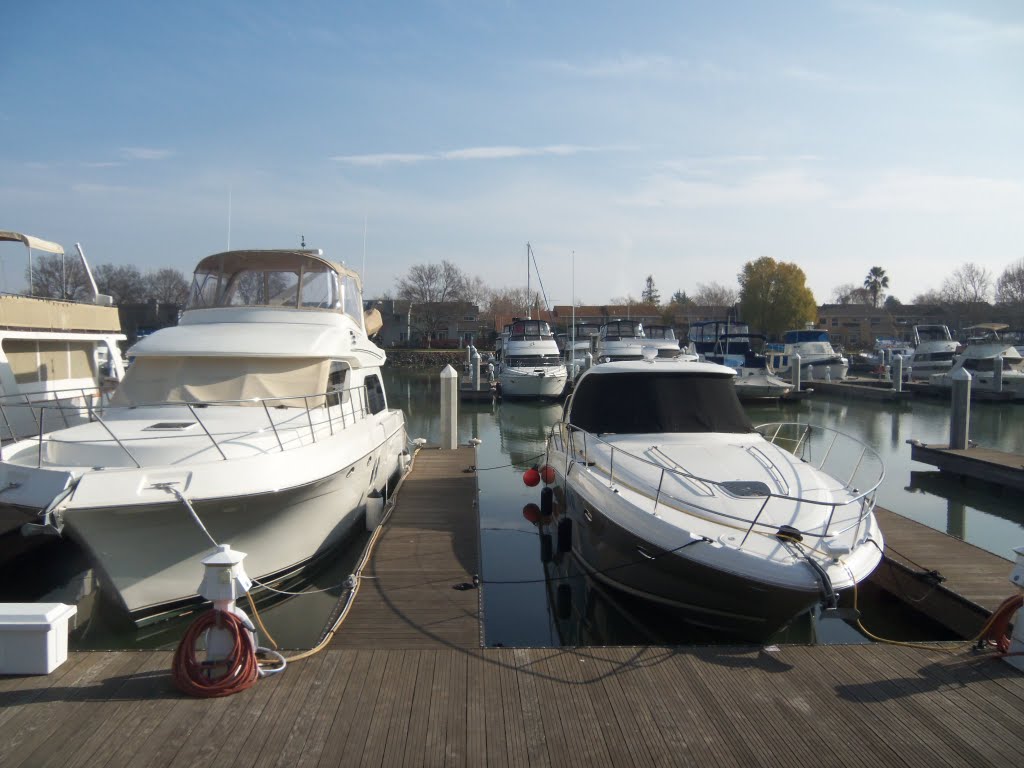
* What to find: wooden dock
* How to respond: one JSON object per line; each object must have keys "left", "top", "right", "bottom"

{"left": 910, "top": 441, "right": 1024, "bottom": 492}
{"left": 329, "top": 447, "right": 481, "bottom": 650}
{"left": 871, "top": 507, "right": 1014, "bottom": 638}
{"left": 3, "top": 448, "right": 1024, "bottom": 767}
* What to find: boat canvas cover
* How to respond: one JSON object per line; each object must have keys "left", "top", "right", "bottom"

{"left": 110, "top": 357, "right": 329, "bottom": 407}
{"left": 570, "top": 372, "right": 754, "bottom": 435}
{"left": 0, "top": 231, "right": 64, "bottom": 255}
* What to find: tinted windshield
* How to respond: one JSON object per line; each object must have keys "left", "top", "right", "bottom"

{"left": 569, "top": 372, "right": 752, "bottom": 434}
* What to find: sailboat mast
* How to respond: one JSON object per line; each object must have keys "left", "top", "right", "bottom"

{"left": 526, "top": 242, "right": 531, "bottom": 319}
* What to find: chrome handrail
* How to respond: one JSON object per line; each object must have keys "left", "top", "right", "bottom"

{"left": 7, "top": 384, "right": 378, "bottom": 469}
{"left": 550, "top": 421, "right": 884, "bottom": 543}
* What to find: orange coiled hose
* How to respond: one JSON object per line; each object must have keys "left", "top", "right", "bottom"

{"left": 172, "top": 609, "right": 259, "bottom": 697}
{"left": 979, "top": 594, "right": 1024, "bottom": 655}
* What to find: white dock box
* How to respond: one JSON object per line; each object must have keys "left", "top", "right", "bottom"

{"left": 0, "top": 603, "right": 77, "bottom": 675}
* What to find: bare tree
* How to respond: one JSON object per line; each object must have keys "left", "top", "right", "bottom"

{"left": 830, "top": 283, "right": 873, "bottom": 305}
{"left": 145, "top": 268, "right": 190, "bottom": 304}
{"left": 95, "top": 264, "right": 147, "bottom": 304}
{"left": 996, "top": 259, "right": 1024, "bottom": 304}
{"left": 940, "top": 263, "right": 993, "bottom": 304}
{"left": 395, "top": 260, "right": 468, "bottom": 304}
{"left": 485, "top": 287, "right": 530, "bottom": 318}
{"left": 912, "top": 289, "right": 944, "bottom": 305}
{"left": 692, "top": 282, "right": 738, "bottom": 306}
{"left": 22, "top": 254, "right": 92, "bottom": 300}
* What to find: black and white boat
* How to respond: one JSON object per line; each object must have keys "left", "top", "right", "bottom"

{"left": 543, "top": 355, "right": 884, "bottom": 640}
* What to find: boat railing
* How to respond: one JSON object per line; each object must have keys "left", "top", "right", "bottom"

{"left": 0, "top": 386, "right": 106, "bottom": 443}
{"left": 551, "top": 421, "right": 883, "bottom": 545}
{"left": 5, "top": 383, "right": 381, "bottom": 469}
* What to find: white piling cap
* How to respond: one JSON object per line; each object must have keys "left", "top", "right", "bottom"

{"left": 202, "top": 543, "right": 247, "bottom": 567}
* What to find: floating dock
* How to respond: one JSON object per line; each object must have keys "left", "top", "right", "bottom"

{"left": 2, "top": 446, "right": 1023, "bottom": 767}
{"left": 910, "top": 441, "right": 1024, "bottom": 493}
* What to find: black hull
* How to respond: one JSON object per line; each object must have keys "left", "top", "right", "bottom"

{"left": 558, "top": 484, "right": 821, "bottom": 641}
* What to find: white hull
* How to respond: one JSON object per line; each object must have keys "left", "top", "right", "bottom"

{"left": 499, "top": 367, "right": 567, "bottom": 399}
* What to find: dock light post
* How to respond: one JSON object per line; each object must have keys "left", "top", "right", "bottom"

{"left": 440, "top": 365, "right": 458, "bottom": 450}
{"left": 949, "top": 368, "right": 971, "bottom": 450}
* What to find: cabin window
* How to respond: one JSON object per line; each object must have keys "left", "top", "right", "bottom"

{"left": 328, "top": 362, "right": 349, "bottom": 403}
{"left": 226, "top": 270, "right": 300, "bottom": 307}
{"left": 341, "top": 275, "right": 363, "bottom": 326}
{"left": 570, "top": 372, "right": 754, "bottom": 435}
{"left": 299, "top": 267, "right": 341, "bottom": 309}
{"left": 365, "top": 374, "right": 386, "bottom": 414}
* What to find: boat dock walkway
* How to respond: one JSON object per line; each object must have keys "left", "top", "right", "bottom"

{"left": 909, "top": 441, "right": 1024, "bottom": 493}
{"left": 2, "top": 447, "right": 1024, "bottom": 767}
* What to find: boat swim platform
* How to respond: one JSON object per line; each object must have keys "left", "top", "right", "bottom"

{"left": 909, "top": 441, "right": 1024, "bottom": 493}
{"left": 2, "top": 644, "right": 1023, "bottom": 767}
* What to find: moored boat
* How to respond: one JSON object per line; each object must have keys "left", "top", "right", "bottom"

{"left": 0, "top": 247, "right": 409, "bottom": 622}
{"left": 543, "top": 357, "right": 884, "bottom": 640}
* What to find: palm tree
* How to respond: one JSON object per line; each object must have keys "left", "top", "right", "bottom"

{"left": 863, "top": 266, "right": 889, "bottom": 308}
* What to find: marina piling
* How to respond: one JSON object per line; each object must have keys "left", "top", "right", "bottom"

{"left": 439, "top": 365, "right": 458, "bottom": 449}
{"left": 949, "top": 367, "right": 971, "bottom": 450}
{"left": 893, "top": 354, "right": 903, "bottom": 392}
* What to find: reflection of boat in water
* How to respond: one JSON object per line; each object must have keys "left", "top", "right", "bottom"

{"left": 497, "top": 401, "right": 561, "bottom": 466}
{"left": 544, "top": 358, "right": 884, "bottom": 641}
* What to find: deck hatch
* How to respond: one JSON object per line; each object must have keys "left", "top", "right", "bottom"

{"left": 143, "top": 422, "right": 197, "bottom": 431}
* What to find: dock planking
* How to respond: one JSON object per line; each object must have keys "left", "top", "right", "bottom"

{"left": 3, "top": 450, "right": 1024, "bottom": 765}
{"left": 329, "top": 446, "right": 481, "bottom": 650}
{"left": 910, "top": 442, "right": 1024, "bottom": 492}
{"left": 2, "top": 645, "right": 1023, "bottom": 767}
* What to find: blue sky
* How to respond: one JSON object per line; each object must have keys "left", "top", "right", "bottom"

{"left": 2, "top": 1, "right": 1022, "bottom": 305}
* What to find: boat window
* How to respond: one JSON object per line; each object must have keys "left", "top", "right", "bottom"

{"left": 505, "top": 355, "right": 562, "bottom": 367}
{"left": 328, "top": 362, "right": 349, "bottom": 403}
{"left": 226, "top": 270, "right": 300, "bottom": 307}
{"left": 569, "top": 372, "right": 754, "bottom": 435}
{"left": 300, "top": 266, "right": 341, "bottom": 309}
{"left": 365, "top": 374, "right": 386, "bottom": 414}
{"left": 188, "top": 270, "right": 222, "bottom": 308}
{"left": 340, "top": 274, "right": 363, "bottom": 326}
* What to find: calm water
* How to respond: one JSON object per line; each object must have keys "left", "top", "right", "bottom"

{"left": 6, "top": 366, "right": 1020, "bottom": 649}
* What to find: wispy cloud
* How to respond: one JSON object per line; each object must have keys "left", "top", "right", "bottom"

{"left": 841, "top": 171, "right": 1024, "bottom": 213}
{"left": 842, "top": 2, "right": 1024, "bottom": 50}
{"left": 82, "top": 161, "right": 124, "bottom": 169}
{"left": 72, "top": 182, "right": 134, "bottom": 195}
{"left": 120, "top": 147, "right": 173, "bottom": 161}
{"left": 538, "top": 53, "right": 737, "bottom": 81}
{"left": 625, "top": 169, "right": 833, "bottom": 208}
{"left": 332, "top": 144, "right": 606, "bottom": 167}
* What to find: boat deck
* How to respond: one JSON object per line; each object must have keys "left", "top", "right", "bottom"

{"left": 910, "top": 442, "right": 1024, "bottom": 493}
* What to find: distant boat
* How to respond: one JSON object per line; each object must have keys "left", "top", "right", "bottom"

{"left": 765, "top": 327, "right": 849, "bottom": 381}
{"left": 928, "top": 323, "right": 1024, "bottom": 397}
{"left": 496, "top": 318, "right": 568, "bottom": 399}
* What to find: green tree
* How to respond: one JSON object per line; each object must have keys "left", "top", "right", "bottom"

{"left": 863, "top": 266, "right": 889, "bottom": 308}
{"left": 669, "top": 289, "right": 692, "bottom": 306}
{"left": 738, "top": 257, "right": 817, "bottom": 338}
{"left": 641, "top": 275, "right": 661, "bottom": 305}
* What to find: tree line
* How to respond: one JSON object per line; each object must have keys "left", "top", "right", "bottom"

{"left": 25, "top": 255, "right": 190, "bottom": 304}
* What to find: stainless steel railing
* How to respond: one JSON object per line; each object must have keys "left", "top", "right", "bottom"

{"left": 549, "top": 421, "right": 884, "bottom": 546}
{"left": 4, "top": 384, "right": 383, "bottom": 469}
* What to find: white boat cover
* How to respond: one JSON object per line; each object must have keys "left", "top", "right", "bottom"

{"left": 110, "top": 357, "right": 329, "bottom": 407}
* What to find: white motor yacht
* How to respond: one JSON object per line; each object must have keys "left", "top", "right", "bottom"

{"left": 904, "top": 324, "right": 958, "bottom": 378}
{"left": 928, "top": 324, "right": 1024, "bottom": 397}
{"left": 557, "top": 322, "right": 601, "bottom": 379}
{"left": 765, "top": 327, "right": 849, "bottom": 381}
{"left": 0, "top": 232, "right": 126, "bottom": 445}
{"left": 497, "top": 318, "right": 568, "bottom": 400}
{"left": 0, "top": 248, "right": 409, "bottom": 622}
{"left": 544, "top": 355, "right": 884, "bottom": 640}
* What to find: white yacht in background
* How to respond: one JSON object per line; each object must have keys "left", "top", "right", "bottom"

{"left": 928, "top": 324, "right": 1024, "bottom": 397}
{"left": 544, "top": 357, "right": 884, "bottom": 640}
{"left": 557, "top": 322, "right": 601, "bottom": 378}
{"left": 904, "top": 324, "right": 958, "bottom": 378}
{"left": 497, "top": 318, "right": 568, "bottom": 399}
{"left": 0, "top": 248, "right": 409, "bottom": 622}
{"left": 0, "top": 231, "right": 126, "bottom": 447}
{"left": 765, "top": 327, "right": 849, "bottom": 381}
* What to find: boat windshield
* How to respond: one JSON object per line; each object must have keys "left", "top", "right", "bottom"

{"left": 645, "top": 326, "right": 676, "bottom": 340}
{"left": 783, "top": 329, "right": 830, "bottom": 344}
{"left": 916, "top": 326, "right": 951, "bottom": 342}
{"left": 187, "top": 251, "right": 359, "bottom": 322}
{"left": 569, "top": 372, "right": 753, "bottom": 435}
{"left": 602, "top": 321, "right": 643, "bottom": 340}
{"left": 505, "top": 354, "right": 562, "bottom": 367}
{"left": 508, "top": 320, "right": 553, "bottom": 340}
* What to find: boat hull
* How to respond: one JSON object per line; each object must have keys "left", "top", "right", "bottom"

{"left": 499, "top": 369, "right": 567, "bottom": 399}
{"left": 557, "top": 483, "right": 821, "bottom": 640}
{"left": 63, "top": 436, "right": 403, "bottom": 619}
